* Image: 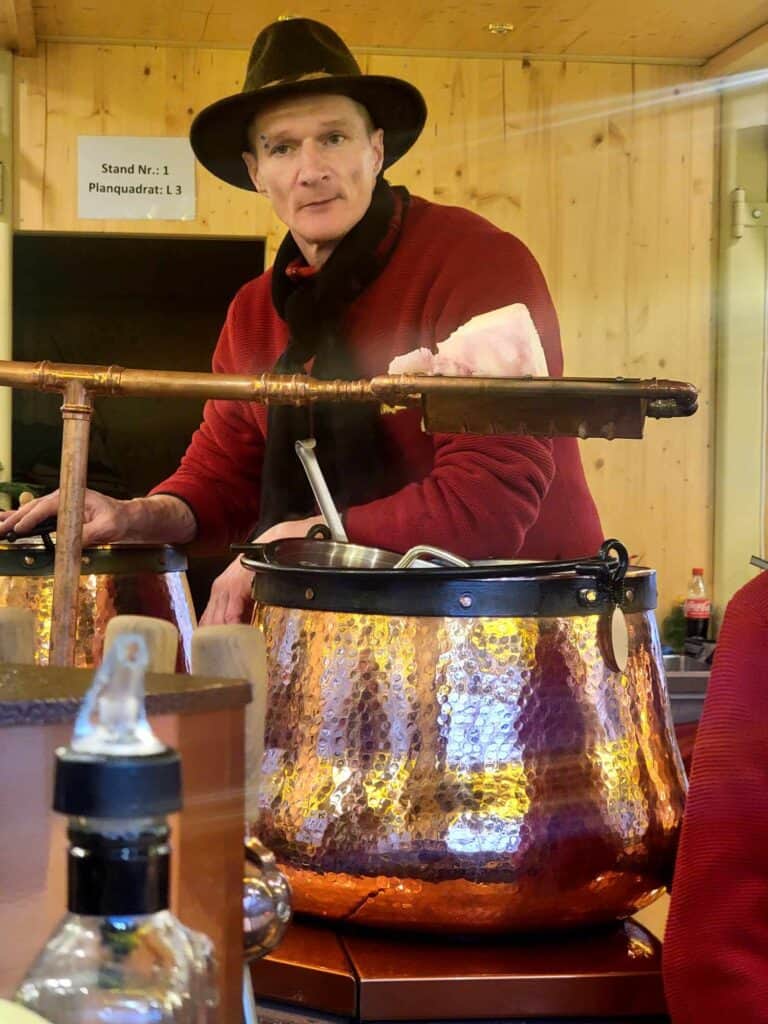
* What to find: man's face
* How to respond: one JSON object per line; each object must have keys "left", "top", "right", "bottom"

{"left": 242, "top": 94, "right": 384, "bottom": 265}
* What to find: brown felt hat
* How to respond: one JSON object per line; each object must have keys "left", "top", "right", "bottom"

{"left": 190, "top": 18, "right": 427, "bottom": 191}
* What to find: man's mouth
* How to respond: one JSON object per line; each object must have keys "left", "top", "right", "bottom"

{"left": 300, "top": 197, "right": 339, "bottom": 210}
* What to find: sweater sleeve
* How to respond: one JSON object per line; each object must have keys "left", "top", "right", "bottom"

{"left": 662, "top": 573, "right": 768, "bottom": 1023}
{"left": 344, "top": 224, "right": 557, "bottom": 558}
{"left": 344, "top": 432, "right": 553, "bottom": 559}
{"left": 149, "top": 311, "right": 266, "bottom": 551}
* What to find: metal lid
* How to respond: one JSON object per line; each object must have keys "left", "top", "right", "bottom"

{"left": 243, "top": 540, "right": 656, "bottom": 618}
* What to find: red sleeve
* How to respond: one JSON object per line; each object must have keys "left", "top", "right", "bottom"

{"left": 662, "top": 573, "right": 768, "bottom": 1023}
{"left": 344, "top": 432, "right": 553, "bottom": 559}
{"left": 149, "top": 311, "right": 265, "bottom": 551}
{"left": 345, "top": 223, "right": 557, "bottom": 558}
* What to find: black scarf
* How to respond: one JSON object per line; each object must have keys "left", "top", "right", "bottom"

{"left": 253, "top": 178, "right": 410, "bottom": 537}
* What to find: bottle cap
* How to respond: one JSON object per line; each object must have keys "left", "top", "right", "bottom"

{"left": 692, "top": 567, "right": 704, "bottom": 575}
{"left": 54, "top": 747, "right": 182, "bottom": 818}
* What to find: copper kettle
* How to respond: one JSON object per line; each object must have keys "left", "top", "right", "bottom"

{"left": 244, "top": 540, "right": 686, "bottom": 933}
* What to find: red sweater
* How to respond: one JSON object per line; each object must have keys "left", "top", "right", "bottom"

{"left": 152, "top": 196, "right": 602, "bottom": 559}
{"left": 663, "top": 570, "right": 768, "bottom": 1021}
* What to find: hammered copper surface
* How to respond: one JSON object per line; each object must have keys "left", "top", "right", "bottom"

{"left": 0, "top": 550, "right": 196, "bottom": 669}
{"left": 253, "top": 605, "right": 685, "bottom": 932}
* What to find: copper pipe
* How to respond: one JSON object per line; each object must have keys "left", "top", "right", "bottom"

{"left": 0, "top": 357, "right": 698, "bottom": 665}
{"left": 0, "top": 360, "right": 698, "bottom": 413}
{"left": 49, "top": 381, "right": 92, "bottom": 667}
{"left": 0, "top": 361, "right": 378, "bottom": 403}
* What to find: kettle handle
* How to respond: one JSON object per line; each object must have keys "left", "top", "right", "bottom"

{"left": 485, "top": 539, "right": 629, "bottom": 586}
{"left": 305, "top": 522, "right": 332, "bottom": 541}
{"left": 598, "top": 538, "right": 630, "bottom": 585}
{"left": 5, "top": 515, "right": 57, "bottom": 554}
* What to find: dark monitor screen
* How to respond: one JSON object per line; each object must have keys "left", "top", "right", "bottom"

{"left": 12, "top": 232, "right": 265, "bottom": 498}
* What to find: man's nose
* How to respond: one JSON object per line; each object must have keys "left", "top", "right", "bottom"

{"left": 296, "top": 140, "right": 330, "bottom": 183}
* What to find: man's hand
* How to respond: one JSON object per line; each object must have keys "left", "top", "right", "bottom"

{"left": 199, "top": 556, "right": 256, "bottom": 626}
{"left": 0, "top": 490, "right": 197, "bottom": 547}
{"left": 253, "top": 514, "right": 326, "bottom": 545}
{"left": 0, "top": 488, "right": 130, "bottom": 546}
{"left": 199, "top": 515, "right": 326, "bottom": 625}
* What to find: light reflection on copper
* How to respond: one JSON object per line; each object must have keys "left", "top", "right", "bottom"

{"left": 0, "top": 545, "right": 196, "bottom": 669}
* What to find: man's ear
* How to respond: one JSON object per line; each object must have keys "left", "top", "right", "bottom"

{"left": 371, "top": 128, "right": 385, "bottom": 177}
{"left": 241, "top": 151, "right": 263, "bottom": 193}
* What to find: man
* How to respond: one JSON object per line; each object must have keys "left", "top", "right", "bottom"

{"left": 0, "top": 18, "right": 602, "bottom": 625}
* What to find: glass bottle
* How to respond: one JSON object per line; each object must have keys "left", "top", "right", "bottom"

{"left": 684, "top": 567, "right": 711, "bottom": 640}
{"left": 14, "top": 635, "right": 218, "bottom": 1023}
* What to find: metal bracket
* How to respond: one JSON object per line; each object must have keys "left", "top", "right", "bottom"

{"left": 732, "top": 186, "right": 768, "bottom": 238}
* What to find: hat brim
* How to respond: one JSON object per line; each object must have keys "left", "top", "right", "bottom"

{"left": 190, "top": 75, "right": 427, "bottom": 191}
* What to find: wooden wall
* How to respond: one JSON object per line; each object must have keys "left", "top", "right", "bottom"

{"left": 14, "top": 43, "right": 719, "bottom": 615}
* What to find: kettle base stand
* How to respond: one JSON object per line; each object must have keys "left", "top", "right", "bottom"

{"left": 249, "top": 916, "right": 668, "bottom": 1022}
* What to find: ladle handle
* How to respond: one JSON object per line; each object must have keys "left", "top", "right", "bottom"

{"left": 394, "top": 545, "right": 472, "bottom": 569}
{"left": 295, "top": 438, "right": 349, "bottom": 543}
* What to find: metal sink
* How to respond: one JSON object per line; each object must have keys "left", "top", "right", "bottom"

{"left": 662, "top": 654, "right": 710, "bottom": 724}
{"left": 663, "top": 654, "right": 711, "bottom": 673}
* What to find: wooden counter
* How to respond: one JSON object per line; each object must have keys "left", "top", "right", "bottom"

{"left": 0, "top": 664, "right": 250, "bottom": 1022}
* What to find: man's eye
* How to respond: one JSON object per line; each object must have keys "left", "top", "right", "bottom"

{"left": 269, "top": 143, "right": 292, "bottom": 156}
{"left": 326, "top": 133, "right": 345, "bottom": 146}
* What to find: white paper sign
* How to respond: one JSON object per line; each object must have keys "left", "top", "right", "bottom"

{"left": 78, "top": 136, "right": 196, "bottom": 220}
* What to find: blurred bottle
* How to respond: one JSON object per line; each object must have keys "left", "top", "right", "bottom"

{"left": 14, "top": 635, "right": 218, "bottom": 1022}
{"left": 684, "top": 567, "right": 711, "bottom": 640}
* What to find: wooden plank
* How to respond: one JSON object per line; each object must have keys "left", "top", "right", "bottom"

{"left": 0, "top": 10, "right": 13, "bottom": 51}
{"left": 14, "top": 0, "right": 34, "bottom": 55}
{"left": 14, "top": 47, "right": 47, "bottom": 230}
{"left": 28, "top": 0, "right": 768, "bottom": 62}
{"left": 503, "top": 60, "right": 635, "bottom": 348}
{"left": 714, "top": 86, "right": 768, "bottom": 610}
{"left": 619, "top": 64, "right": 716, "bottom": 613}
{"left": 363, "top": 51, "right": 439, "bottom": 203}
{"left": 499, "top": 59, "right": 715, "bottom": 616}
{"left": 704, "top": 21, "right": 768, "bottom": 77}
{"left": 185, "top": 45, "right": 271, "bottom": 241}
{"left": 2, "top": 0, "right": 35, "bottom": 55}
{"left": 501, "top": 62, "right": 639, "bottom": 570}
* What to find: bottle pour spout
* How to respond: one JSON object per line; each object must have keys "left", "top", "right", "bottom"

{"left": 71, "top": 633, "right": 165, "bottom": 757}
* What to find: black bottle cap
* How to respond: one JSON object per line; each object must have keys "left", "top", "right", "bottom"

{"left": 54, "top": 747, "right": 182, "bottom": 818}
